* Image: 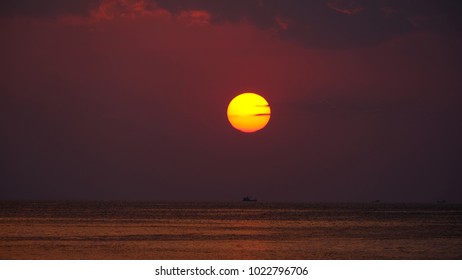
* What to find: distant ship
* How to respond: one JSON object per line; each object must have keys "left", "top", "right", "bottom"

{"left": 242, "top": 196, "right": 257, "bottom": 202}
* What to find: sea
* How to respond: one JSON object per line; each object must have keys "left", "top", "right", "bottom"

{"left": 0, "top": 201, "right": 461, "bottom": 259}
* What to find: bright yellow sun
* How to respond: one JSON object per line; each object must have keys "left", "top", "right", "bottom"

{"left": 227, "top": 93, "right": 271, "bottom": 133}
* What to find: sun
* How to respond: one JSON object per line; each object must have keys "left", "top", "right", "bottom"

{"left": 227, "top": 93, "right": 271, "bottom": 133}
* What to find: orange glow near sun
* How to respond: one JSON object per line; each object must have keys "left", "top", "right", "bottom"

{"left": 227, "top": 93, "right": 271, "bottom": 133}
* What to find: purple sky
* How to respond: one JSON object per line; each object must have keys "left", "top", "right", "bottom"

{"left": 1, "top": 0, "right": 462, "bottom": 202}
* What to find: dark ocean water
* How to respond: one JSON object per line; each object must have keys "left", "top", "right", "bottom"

{"left": 0, "top": 201, "right": 461, "bottom": 259}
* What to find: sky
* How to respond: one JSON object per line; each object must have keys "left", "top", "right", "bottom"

{"left": 1, "top": 0, "right": 461, "bottom": 202}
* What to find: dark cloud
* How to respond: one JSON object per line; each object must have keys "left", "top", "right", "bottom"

{"left": 1, "top": 0, "right": 461, "bottom": 48}
{"left": 155, "top": 0, "right": 462, "bottom": 48}
{"left": 0, "top": 0, "right": 98, "bottom": 17}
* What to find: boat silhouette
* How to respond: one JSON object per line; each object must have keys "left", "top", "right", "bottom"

{"left": 242, "top": 196, "right": 257, "bottom": 202}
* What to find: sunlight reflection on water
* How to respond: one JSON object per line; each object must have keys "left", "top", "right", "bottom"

{"left": 1, "top": 201, "right": 461, "bottom": 259}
